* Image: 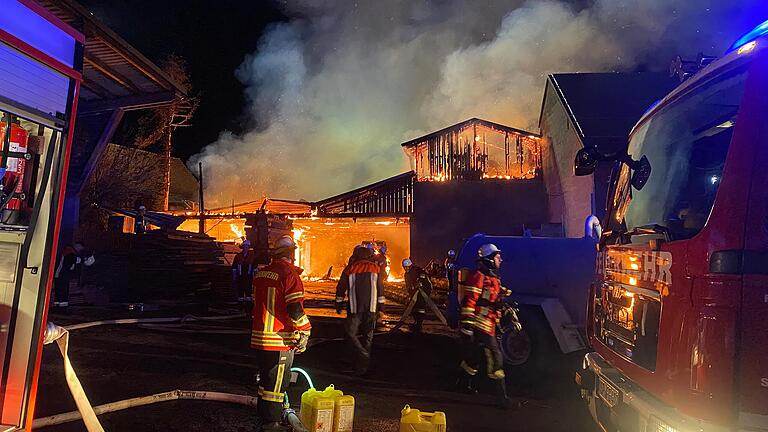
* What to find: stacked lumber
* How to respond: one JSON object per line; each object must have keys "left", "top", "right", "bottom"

{"left": 122, "top": 229, "right": 227, "bottom": 301}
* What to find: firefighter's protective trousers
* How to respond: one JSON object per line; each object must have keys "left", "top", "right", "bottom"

{"left": 256, "top": 350, "right": 294, "bottom": 424}
{"left": 344, "top": 311, "right": 377, "bottom": 372}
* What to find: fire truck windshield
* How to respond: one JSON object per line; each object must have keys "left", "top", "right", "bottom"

{"left": 611, "top": 66, "right": 749, "bottom": 240}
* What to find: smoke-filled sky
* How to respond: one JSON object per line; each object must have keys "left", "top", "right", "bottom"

{"left": 190, "top": 0, "right": 765, "bottom": 205}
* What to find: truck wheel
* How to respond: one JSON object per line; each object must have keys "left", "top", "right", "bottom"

{"left": 504, "top": 305, "right": 561, "bottom": 379}
{"left": 499, "top": 328, "right": 532, "bottom": 366}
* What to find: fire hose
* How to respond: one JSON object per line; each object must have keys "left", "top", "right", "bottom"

{"left": 37, "top": 319, "right": 309, "bottom": 431}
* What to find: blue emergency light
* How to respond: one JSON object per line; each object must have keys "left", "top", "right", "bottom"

{"left": 729, "top": 18, "right": 768, "bottom": 52}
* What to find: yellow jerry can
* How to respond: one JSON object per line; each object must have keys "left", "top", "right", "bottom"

{"left": 399, "top": 405, "right": 447, "bottom": 432}
{"left": 300, "top": 386, "right": 336, "bottom": 432}
{"left": 332, "top": 392, "right": 355, "bottom": 432}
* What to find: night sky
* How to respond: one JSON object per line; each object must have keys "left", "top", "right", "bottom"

{"left": 78, "top": 0, "right": 288, "bottom": 160}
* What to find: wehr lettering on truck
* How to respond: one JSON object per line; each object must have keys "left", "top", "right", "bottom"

{"left": 574, "top": 18, "right": 768, "bottom": 432}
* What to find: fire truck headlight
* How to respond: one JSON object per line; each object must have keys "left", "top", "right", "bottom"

{"left": 647, "top": 416, "right": 680, "bottom": 432}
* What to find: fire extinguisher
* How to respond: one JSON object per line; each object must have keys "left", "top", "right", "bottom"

{"left": 0, "top": 121, "right": 30, "bottom": 212}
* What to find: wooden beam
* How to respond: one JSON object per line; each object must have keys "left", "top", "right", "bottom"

{"left": 76, "top": 108, "right": 124, "bottom": 192}
{"left": 84, "top": 49, "right": 142, "bottom": 93}
{"left": 78, "top": 91, "right": 176, "bottom": 114}
{"left": 81, "top": 78, "right": 113, "bottom": 99}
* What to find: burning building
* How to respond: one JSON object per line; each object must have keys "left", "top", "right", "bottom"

{"left": 184, "top": 75, "right": 682, "bottom": 273}
{"left": 308, "top": 118, "right": 547, "bottom": 266}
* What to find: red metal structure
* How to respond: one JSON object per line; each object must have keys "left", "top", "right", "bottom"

{"left": 576, "top": 21, "right": 768, "bottom": 432}
{"left": 0, "top": 0, "right": 82, "bottom": 429}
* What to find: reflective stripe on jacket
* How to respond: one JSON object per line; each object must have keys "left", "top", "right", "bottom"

{"left": 251, "top": 259, "right": 311, "bottom": 351}
{"left": 459, "top": 269, "right": 502, "bottom": 336}
{"left": 336, "top": 260, "right": 385, "bottom": 314}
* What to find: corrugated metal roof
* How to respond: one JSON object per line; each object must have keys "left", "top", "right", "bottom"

{"left": 36, "top": 0, "right": 186, "bottom": 108}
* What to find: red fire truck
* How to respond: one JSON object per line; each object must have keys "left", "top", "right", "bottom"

{"left": 0, "top": 1, "right": 83, "bottom": 429}
{"left": 574, "top": 20, "right": 768, "bottom": 432}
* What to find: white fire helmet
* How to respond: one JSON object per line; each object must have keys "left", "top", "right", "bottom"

{"left": 402, "top": 258, "right": 413, "bottom": 268}
{"left": 478, "top": 243, "right": 501, "bottom": 259}
{"left": 447, "top": 249, "right": 456, "bottom": 258}
{"left": 270, "top": 235, "right": 297, "bottom": 256}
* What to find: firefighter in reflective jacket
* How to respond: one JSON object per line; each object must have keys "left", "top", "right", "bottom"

{"left": 251, "top": 235, "right": 311, "bottom": 431}
{"left": 335, "top": 246, "right": 385, "bottom": 375}
{"left": 458, "top": 243, "right": 512, "bottom": 407}
{"left": 53, "top": 241, "right": 94, "bottom": 309}
{"left": 403, "top": 258, "right": 432, "bottom": 333}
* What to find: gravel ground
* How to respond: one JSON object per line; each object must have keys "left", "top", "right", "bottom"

{"left": 34, "top": 282, "right": 599, "bottom": 432}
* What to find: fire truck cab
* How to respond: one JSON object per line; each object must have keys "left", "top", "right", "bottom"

{"left": 0, "top": 1, "right": 82, "bottom": 429}
{"left": 575, "top": 20, "right": 768, "bottom": 432}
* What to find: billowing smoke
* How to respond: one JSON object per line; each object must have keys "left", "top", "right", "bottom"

{"left": 191, "top": 0, "right": 763, "bottom": 205}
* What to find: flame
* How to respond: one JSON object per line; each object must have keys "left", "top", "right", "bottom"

{"left": 292, "top": 228, "right": 304, "bottom": 241}
{"left": 387, "top": 274, "right": 404, "bottom": 283}
{"left": 230, "top": 223, "right": 245, "bottom": 240}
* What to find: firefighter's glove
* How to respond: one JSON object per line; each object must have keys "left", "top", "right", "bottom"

{"left": 335, "top": 300, "right": 344, "bottom": 314}
{"left": 295, "top": 330, "right": 310, "bottom": 354}
{"left": 500, "top": 286, "right": 512, "bottom": 297}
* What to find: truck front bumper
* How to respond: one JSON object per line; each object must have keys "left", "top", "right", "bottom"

{"left": 576, "top": 352, "right": 762, "bottom": 432}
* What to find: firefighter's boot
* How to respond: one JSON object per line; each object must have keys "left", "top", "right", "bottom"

{"left": 492, "top": 374, "right": 517, "bottom": 409}
{"left": 455, "top": 362, "right": 478, "bottom": 394}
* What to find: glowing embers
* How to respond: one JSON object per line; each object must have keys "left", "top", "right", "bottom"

{"left": 405, "top": 119, "right": 541, "bottom": 182}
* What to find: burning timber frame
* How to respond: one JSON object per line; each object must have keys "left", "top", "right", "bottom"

{"left": 401, "top": 118, "right": 541, "bottom": 182}
{"left": 314, "top": 172, "right": 415, "bottom": 218}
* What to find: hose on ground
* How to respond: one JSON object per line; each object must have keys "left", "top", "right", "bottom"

{"left": 32, "top": 389, "right": 258, "bottom": 429}
{"left": 64, "top": 313, "right": 246, "bottom": 331}
{"left": 284, "top": 409, "right": 309, "bottom": 432}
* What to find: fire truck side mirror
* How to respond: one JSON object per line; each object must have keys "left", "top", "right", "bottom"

{"left": 574, "top": 147, "right": 599, "bottom": 176}
{"left": 630, "top": 155, "right": 652, "bottom": 191}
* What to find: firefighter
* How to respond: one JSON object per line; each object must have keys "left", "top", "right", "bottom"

{"left": 335, "top": 246, "right": 385, "bottom": 375}
{"left": 232, "top": 239, "right": 256, "bottom": 302}
{"left": 402, "top": 258, "right": 433, "bottom": 333}
{"left": 444, "top": 249, "right": 457, "bottom": 292}
{"left": 373, "top": 244, "right": 389, "bottom": 280}
{"left": 251, "top": 235, "right": 311, "bottom": 431}
{"left": 134, "top": 205, "right": 147, "bottom": 234}
{"left": 457, "top": 243, "right": 513, "bottom": 407}
{"left": 53, "top": 241, "right": 95, "bottom": 309}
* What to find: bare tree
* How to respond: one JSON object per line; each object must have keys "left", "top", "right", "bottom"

{"left": 80, "top": 144, "right": 164, "bottom": 245}
{"left": 133, "top": 54, "right": 199, "bottom": 211}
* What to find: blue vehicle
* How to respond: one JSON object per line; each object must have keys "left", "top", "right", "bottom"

{"left": 452, "top": 233, "right": 597, "bottom": 366}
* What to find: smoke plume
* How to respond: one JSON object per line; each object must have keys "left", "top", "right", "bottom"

{"left": 190, "top": 0, "right": 764, "bottom": 205}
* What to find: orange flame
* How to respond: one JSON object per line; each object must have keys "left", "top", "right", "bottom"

{"left": 230, "top": 223, "right": 245, "bottom": 241}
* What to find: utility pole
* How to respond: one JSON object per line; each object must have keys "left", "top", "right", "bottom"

{"left": 198, "top": 162, "right": 205, "bottom": 235}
